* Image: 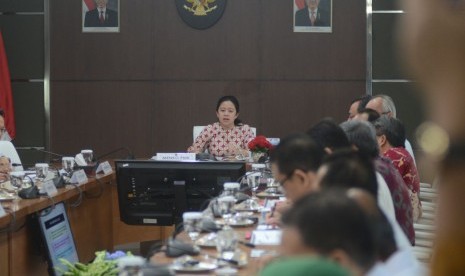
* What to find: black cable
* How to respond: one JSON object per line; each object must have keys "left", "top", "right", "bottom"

{"left": 84, "top": 177, "right": 104, "bottom": 199}
{"left": 38, "top": 195, "right": 56, "bottom": 217}
{"left": 66, "top": 183, "right": 83, "bottom": 208}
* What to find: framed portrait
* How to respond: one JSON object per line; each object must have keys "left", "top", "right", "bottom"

{"left": 82, "top": 0, "right": 120, "bottom": 33}
{"left": 293, "top": 0, "right": 332, "bottom": 33}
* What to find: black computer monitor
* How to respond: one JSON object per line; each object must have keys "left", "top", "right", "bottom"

{"left": 114, "top": 160, "right": 246, "bottom": 226}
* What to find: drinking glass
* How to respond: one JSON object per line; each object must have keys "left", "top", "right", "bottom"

{"left": 10, "top": 171, "right": 25, "bottom": 194}
{"left": 182, "top": 212, "right": 203, "bottom": 243}
{"left": 62, "top": 157, "right": 75, "bottom": 176}
{"left": 223, "top": 182, "right": 240, "bottom": 197}
{"left": 246, "top": 172, "right": 261, "bottom": 199}
{"left": 35, "top": 163, "right": 49, "bottom": 181}
{"left": 217, "top": 196, "right": 236, "bottom": 227}
{"left": 81, "top": 149, "right": 93, "bottom": 164}
{"left": 216, "top": 228, "right": 238, "bottom": 260}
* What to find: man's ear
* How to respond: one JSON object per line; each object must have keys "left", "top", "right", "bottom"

{"left": 324, "top": 147, "right": 333, "bottom": 155}
{"left": 327, "top": 249, "right": 352, "bottom": 268}
{"left": 294, "top": 169, "right": 317, "bottom": 190}
{"left": 378, "top": 134, "right": 387, "bottom": 147}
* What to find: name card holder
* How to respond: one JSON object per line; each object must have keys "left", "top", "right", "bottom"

{"left": 154, "top": 153, "right": 196, "bottom": 161}
{"left": 96, "top": 161, "right": 113, "bottom": 175}
{"left": 250, "top": 230, "right": 282, "bottom": 246}
{"left": 70, "top": 169, "right": 89, "bottom": 185}
{"left": 43, "top": 180, "right": 58, "bottom": 196}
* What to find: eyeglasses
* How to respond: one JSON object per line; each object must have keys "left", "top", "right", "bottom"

{"left": 276, "top": 172, "right": 294, "bottom": 187}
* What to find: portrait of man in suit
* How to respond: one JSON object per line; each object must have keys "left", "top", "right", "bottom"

{"left": 294, "top": 0, "right": 332, "bottom": 33}
{"left": 84, "top": 0, "right": 119, "bottom": 28}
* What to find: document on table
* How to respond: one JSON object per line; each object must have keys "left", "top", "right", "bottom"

{"left": 251, "top": 230, "right": 282, "bottom": 246}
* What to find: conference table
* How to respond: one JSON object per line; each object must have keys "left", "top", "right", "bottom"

{"left": 0, "top": 164, "right": 172, "bottom": 276}
{"left": 150, "top": 222, "right": 279, "bottom": 275}
{"left": 0, "top": 161, "right": 279, "bottom": 275}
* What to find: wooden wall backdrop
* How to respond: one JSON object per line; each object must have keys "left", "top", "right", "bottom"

{"left": 49, "top": 0, "right": 366, "bottom": 157}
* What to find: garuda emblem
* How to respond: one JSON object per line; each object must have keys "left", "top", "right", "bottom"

{"left": 184, "top": 0, "right": 218, "bottom": 16}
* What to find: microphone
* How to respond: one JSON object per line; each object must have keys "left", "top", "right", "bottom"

{"left": 165, "top": 222, "right": 200, "bottom": 258}
{"left": 95, "top": 147, "right": 134, "bottom": 161}
{"left": 27, "top": 147, "right": 65, "bottom": 163}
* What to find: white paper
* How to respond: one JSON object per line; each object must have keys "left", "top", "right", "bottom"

{"left": 43, "top": 180, "right": 58, "bottom": 196}
{"left": 70, "top": 170, "right": 88, "bottom": 184}
{"left": 251, "top": 230, "right": 282, "bottom": 246}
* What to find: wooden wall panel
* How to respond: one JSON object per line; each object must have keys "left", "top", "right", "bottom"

{"left": 50, "top": 82, "right": 153, "bottom": 157}
{"left": 50, "top": 0, "right": 154, "bottom": 80}
{"left": 261, "top": 0, "right": 366, "bottom": 80}
{"left": 260, "top": 81, "right": 365, "bottom": 137}
{"left": 151, "top": 0, "right": 261, "bottom": 80}
{"left": 50, "top": 0, "right": 366, "bottom": 169}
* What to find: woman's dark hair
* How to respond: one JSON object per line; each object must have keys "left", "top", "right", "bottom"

{"left": 216, "top": 95, "right": 242, "bottom": 126}
{"left": 0, "top": 109, "right": 4, "bottom": 117}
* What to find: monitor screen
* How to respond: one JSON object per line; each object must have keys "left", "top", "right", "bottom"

{"left": 37, "top": 202, "right": 79, "bottom": 276}
{"left": 115, "top": 160, "right": 246, "bottom": 226}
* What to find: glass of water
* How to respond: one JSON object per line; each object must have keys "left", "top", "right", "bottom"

{"left": 35, "top": 163, "right": 49, "bottom": 181}
{"left": 217, "top": 196, "right": 236, "bottom": 227}
{"left": 223, "top": 182, "right": 240, "bottom": 197}
{"left": 182, "top": 212, "right": 203, "bottom": 243}
{"left": 62, "top": 157, "right": 75, "bottom": 176}
{"left": 81, "top": 149, "right": 93, "bottom": 164}
{"left": 216, "top": 227, "right": 238, "bottom": 261}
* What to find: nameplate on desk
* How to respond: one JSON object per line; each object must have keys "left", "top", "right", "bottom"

{"left": 0, "top": 204, "right": 5, "bottom": 217}
{"left": 154, "top": 153, "right": 196, "bottom": 161}
{"left": 43, "top": 180, "right": 58, "bottom": 196}
{"left": 96, "top": 161, "right": 113, "bottom": 175}
{"left": 251, "top": 230, "right": 282, "bottom": 246}
{"left": 70, "top": 170, "right": 88, "bottom": 184}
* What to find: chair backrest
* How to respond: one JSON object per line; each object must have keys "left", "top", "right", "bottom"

{"left": 193, "top": 126, "right": 257, "bottom": 142}
{"left": 0, "top": 141, "right": 23, "bottom": 171}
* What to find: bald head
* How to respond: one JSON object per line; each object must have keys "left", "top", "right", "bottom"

{"left": 366, "top": 95, "right": 397, "bottom": 118}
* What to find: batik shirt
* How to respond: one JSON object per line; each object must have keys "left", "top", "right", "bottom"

{"left": 384, "top": 147, "right": 422, "bottom": 222}
{"left": 375, "top": 157, "right": 415, "bottom": 245}
{"left": 187, "top": 122, "right": 255, "bottom": 157}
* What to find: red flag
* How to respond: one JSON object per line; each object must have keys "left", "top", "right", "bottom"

{"left": 83, "top": 0, "right": 96, "bottom": 11}
{"left": 0, "top": 31, "right": 16, "bottom": 139}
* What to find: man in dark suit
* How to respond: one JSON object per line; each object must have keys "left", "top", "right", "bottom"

{"left": 84, "top": 0, "right": 118, "bottom": 27}
{"left": 295, "top": 0, "right": 331, "bottom": 27}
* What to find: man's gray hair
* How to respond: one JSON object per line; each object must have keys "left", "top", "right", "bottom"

{"left": 340, "top": 120, "right": 379, "bottom": 158}
{"left": 374, "top": 94, "right": 397, "bottom": 118}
